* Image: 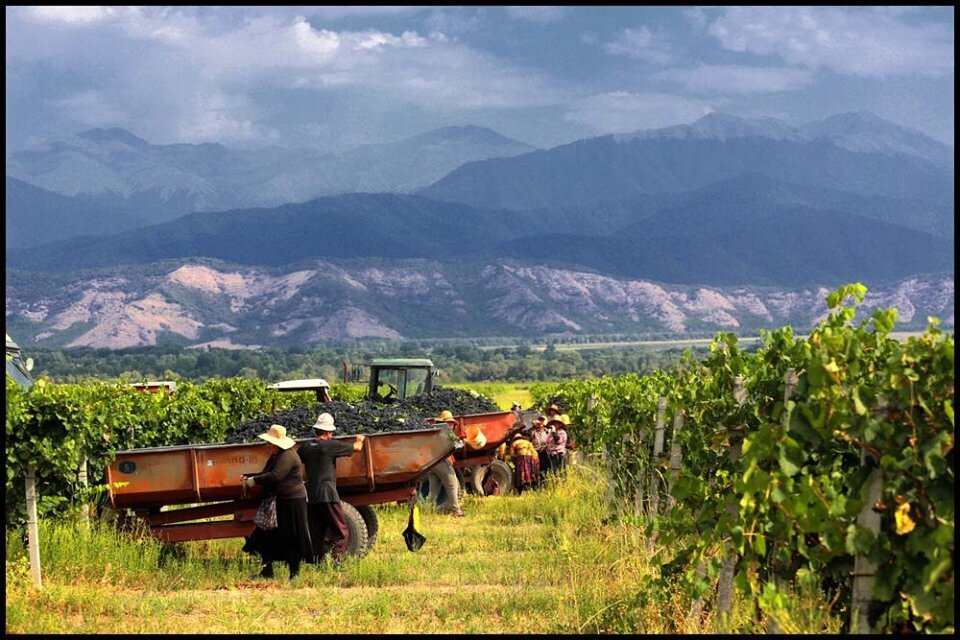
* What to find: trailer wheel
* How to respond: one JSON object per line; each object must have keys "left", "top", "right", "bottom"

{"left": 419, "top": 471, "right": 465, "bottom": 508}
{"left": 465, "top": 466, "right": 484, "bottom": 495}
{"left": 474, "top": 459, "right": 514, "bottom": 496}
{"left": 341, "top": 502, "right": 369, "bottom": 558}
{"left": 355, "top": 505, "right": 379, "bottom": 549}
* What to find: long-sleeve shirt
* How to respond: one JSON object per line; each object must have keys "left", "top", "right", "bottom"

{"left": 546, "top": 429, "right": 567, "bottom": 456}
{"left": 530, "top": 429, "right": 551, "bottom": 452}
{"left": 298, "top": 438, "right": 355, "bottom": 503}
{"left": 251, "top": 448, "right": 307, "bottom": 500}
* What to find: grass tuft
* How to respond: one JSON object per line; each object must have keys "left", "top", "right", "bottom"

{"left": 5, "top": 465, "right": 841, "bottom": 633}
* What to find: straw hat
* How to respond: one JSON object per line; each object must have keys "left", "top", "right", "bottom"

{"left": 312, "top": 412, "right": 336, "bottom": 432}
{"left": 546, "top": 404, "right": 560, "bottom": 415}
{"left": 547, "top": 414, "right": 569, "bottom": 427}
{"left": 258, "top": 424, "right": 296, "bottom": 449}
{"left": 436, "top": 410, "right": 456, "bottom": 423}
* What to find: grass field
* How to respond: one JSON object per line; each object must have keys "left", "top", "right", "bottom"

{"left": 445, "top": 382, "right": 534, "bottom": 411}
{"left": 5, "top": 467, "right": 840, "bottom": 634}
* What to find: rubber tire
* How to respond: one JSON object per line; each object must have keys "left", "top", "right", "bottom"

{"left": 466, "top": 466, "right": 485, "bottom": 495}
{"left": 341, "top": 501, "right": 369, "bottom": 558}
{"left": 477, "top": 459, "right": 514, "bottom": 496}
{"left": 419, "top": 470, "right": 465, "bottom": 508}
{"left": 488, "top": 458, "right": 515, "bottom": 495}
{"left": 355, "top": 505, "right": 379, "bottom": 549}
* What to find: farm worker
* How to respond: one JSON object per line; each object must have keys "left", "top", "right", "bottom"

{"left": 545, "top": 414, "right": 569, "bottom": 474}
{"left": 509, "top": 432, "right": 540, "bottom": 493}
{"left": 529, "top": 415, "right": 551, "bottom": 485}
{"left": 545, "top": 403, "right": 561, "bottom": 418}
{"left": 241, "top": 424, "right": 313, "bottom": 581}
{"left": 425, "top": 410, "right": 465, "bottom": 517}
{"left": 298, "top": 412, "right": 365, "bottom": 565}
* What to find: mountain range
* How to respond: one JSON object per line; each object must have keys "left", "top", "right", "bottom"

{"left": 8, "top": 173, "right": 953, "bottom": 288}
{"left": 5, "top": 259, "right": 953, "bottom": 349}
{"left": 420, "top": 113, "right": 953, "bottom": 210}
{"left": 5, "top": 111, "right": 954, "bottom": 346}
{"left": 6, "top": 125, "right": 535, "bottom": 223}
{"left": 6, "top": 177, "right": 147, "bottom": 249}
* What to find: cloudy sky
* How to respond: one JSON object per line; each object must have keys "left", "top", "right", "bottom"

{"left": 5, "top": 6, "right": 955, "bottom": 152}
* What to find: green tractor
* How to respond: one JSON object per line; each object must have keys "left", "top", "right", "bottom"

{"left": 366, "top": 358, "right": 436, "bottom": 404}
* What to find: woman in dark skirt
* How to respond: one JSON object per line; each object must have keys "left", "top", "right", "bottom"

{"left": 241, "top": 424, "right": 312, "bottom": 581}
{"left": 509, "top": 433, "right": 540, "bottom": 493}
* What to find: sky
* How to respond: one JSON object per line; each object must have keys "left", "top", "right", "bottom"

{"left": 5, "top": 6, "right": 955, "bottom": 153}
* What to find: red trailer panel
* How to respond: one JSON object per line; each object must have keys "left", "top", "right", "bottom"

{"left": 105, "top": 426, "right": 457, "bottom": 542}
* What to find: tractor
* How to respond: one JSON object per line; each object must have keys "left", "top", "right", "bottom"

{"left": 365, "top": 358, "right": 436, "bottom": 404}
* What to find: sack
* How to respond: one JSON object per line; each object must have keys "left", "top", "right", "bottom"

{"left": 402, "top": 504, "right": 426, "bottom": 552}
{"left": 483, "top": 473, "right": 501, "bottom": 496}
{"left": 254, "top": 496, "right": 278, "bottom": 530}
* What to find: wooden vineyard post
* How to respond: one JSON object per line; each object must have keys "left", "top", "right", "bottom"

{"left": 851, "top": 462, "right": 882, "bottom": 634}
{"left": 621, "top": 433, "right": 642, "bottom": 518}
{"left": 647, "top": 396, "right": 667, "bottom": 554}
{"left": 25, "top": 466, "right": 42, "bottom": 589}
{"left": 666, "top": 409, "right": 684, "bottom": 513}
{"left": 687, "top": 560, "right": 708, "bottom": 629}
{"left": 628, "top": 431, "right": 644, "bottom": 520}
{"left": 649, "top": 396, "right": 667, "bottom": 518}
{"left": 586, "top": 395, "right": 598, "bottom": 450}
{"left": 851, "top": 402, "right": 886, "bottom": 634}
{"left": 601, "top": 441, "right": 615, "bottom": 515}
{"left": 766, "top": 368, "right": 798, "bottom": 634}
{"left": 78, "top": 456, "right": 90, "bottom": 525}
{"left": 716, "top": 375, "right": 748, "bottom": 630}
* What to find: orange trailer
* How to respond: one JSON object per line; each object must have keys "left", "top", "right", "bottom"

{"left": 105, "top": 426, "right": 457, "bottom": 546}
{"left": 425, "top": 409, "right": 534, "bottom": 495}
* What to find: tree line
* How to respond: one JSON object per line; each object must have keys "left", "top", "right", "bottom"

{"left": 26, "top": 342, "right": 711, "bottom": 384}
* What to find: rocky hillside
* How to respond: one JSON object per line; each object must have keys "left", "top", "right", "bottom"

{"left": 6, "top": 260, "right": 952, "bottom": 349}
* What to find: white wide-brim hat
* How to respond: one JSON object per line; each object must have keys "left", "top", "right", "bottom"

{"left": 258, "top": 424, "right": 296, "bottom": 449}
{"left": 312, "top": 412, "right": 336, "bottom": 432}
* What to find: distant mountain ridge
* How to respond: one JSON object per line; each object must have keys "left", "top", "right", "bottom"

{"left": 5, "top": 177, "right": 148, "bottom": 249}
{"left": 8, "top": 175, "right": 953, "bottom": 289}
{"left": 618, "top": 111, "right": 952, "bottom": 168}
{"left": 6, "top": 259, "right": 953, "bottom": 348}
{"left": 420, "top": 112, "right": 954, "bottom": 210}
{"left": 6, "top": 125, "right": 535, "bottom": 222}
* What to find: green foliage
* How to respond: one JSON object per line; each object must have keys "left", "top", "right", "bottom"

{"left": 26, "top": 341, "right": 705, "bottom": 384}
{"left": 531, "top": 284, "right": 954, "bottom": 633}
{"left": 4, "top": 377, "right": 323, "bottom": 526}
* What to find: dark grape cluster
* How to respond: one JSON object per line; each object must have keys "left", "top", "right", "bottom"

{"left": 224, "top": 388, "right": 498, "bottom": 444}
{"left": 392, "top": 386, "right": 499, "bottom": 416}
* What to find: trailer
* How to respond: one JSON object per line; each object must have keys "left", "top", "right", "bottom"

{"left": 105, "top": 425, "right": 458, "bottom": 556}
{"left": 425, "top": 409, "right": 536, "bottom": 496}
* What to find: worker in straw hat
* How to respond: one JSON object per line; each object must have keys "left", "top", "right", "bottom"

{"left": 297, "top": 412, "right": 365, "bottom": 566}
{"left": 529, "top": 414, "right": 550, "bottom": 487}
{"left": 544, "top": 413, "right": 570, "bottom": 475}
{"left": 240, "top": 424, "right": 313, "bottom": 581}
{"left": 425, "top": 410, "right": 464, "bottom": 517}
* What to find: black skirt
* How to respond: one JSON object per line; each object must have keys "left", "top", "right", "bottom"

{"left": 243, "top": 497, "right": 313, "bottom": 565}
